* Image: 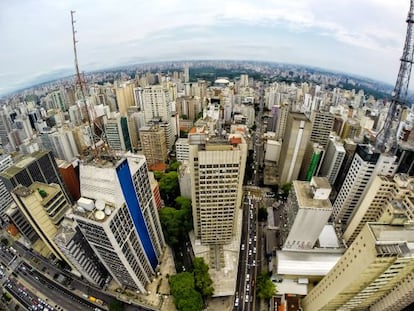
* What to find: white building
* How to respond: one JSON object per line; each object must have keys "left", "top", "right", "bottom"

{"left": 0, "top": 154, "right": 14, "bottom": 218}
{"left": 71, "top": 154, "right": 165, "bottom": 292}
{"left": 333, "top": 145, "right": 397, "bottom": 227}
{"left": 282, "top": 177, "right": 333, "bottom": 250}
{"left": 176, "top": 138, "right": 190, "bottom": 162}
{"left": 318, "top": 137, "right": 345, "bottom": 185}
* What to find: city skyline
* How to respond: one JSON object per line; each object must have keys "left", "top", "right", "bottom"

{"left": 0, "top": 0, "right": 411, "bottom": 97}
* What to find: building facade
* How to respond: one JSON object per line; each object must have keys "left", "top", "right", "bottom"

{"left": 72, "top": 155, "right": 165, "bottom": 292}
{"left": 302, "top": 223, "right": 414, "bottom": 311}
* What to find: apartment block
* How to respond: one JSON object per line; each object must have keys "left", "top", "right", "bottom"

{"left": 281, "top": 177, "right": 332, "bottom": 250}
{"left": 302, "top": 223, "right": 414, "bottom": 311}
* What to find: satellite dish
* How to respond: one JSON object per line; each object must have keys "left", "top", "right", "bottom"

{"left": 104, "top": 206, "right": 112, "bottom": 216}
{"left": 95, "top": 210, "right": 105, "bottom": 221}
{"left": 95, "top": 200, "right": 105, "bottom": 211}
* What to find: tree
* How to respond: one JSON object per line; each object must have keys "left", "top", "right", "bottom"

{"left": 158, "top": 198, "right": 192, "bottom": 247}
{"left": 281, "top": 183, "right": 292, "bottom": 195}
{"left": 170, "top": 272, "right": 203, "bottom": 311}
{"left": 256, "top": 272, "right": 276, "bottom": 300}
{"left": 159, "top": 171, "right": 180, "bottom": 205}
{"left": 108, "top": 299, "right": 123, "bottom": 311}
{"left": 193, "top": 257, "right": 214, "bottom": 301}
{"left": 167, "top": 160, "right": 181, "bottom": 172}
{"left": 153, "top": 171, "right": 164, "bottom": 181}
{"left": 258, "top": 207, "right": 268, "bottom": 222}
{"left": 159, "top": 207, "right": 183, "bottom": 246}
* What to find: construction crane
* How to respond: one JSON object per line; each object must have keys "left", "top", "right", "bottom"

{"left": 375, "top": 0, "right": 414, "bottom": 153}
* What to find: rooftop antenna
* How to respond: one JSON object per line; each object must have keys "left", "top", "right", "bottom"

{"left": 70, "top": 10, "right": 96, "bottom": 153}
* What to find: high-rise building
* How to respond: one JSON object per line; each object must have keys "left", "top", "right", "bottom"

{"left": 0, "top": 154, "right": 14, "bottom": 218}
{"left": 343, "top": 174, "right": 414, "bottom": 245}
{"left": 334, "top": 138, "right": 357, "bottom": 193}
{"left": 275, "top": 102, "right": 290, "bottom": 141}
{"left": 309, "top": 110, "right": 335, "bottom": 149}
{"left": 333, "top": 145, "right": 397, "bottom": 228}
{"left": 115, "top": 82, "right": 135, "bottom": 116}
{"left": 318, "top": 137, "right": 345, "bottom": 185}
{"left": 299, "top": 142, "right": 324, "bottom": 181}
{"left": 189, "top": 133, "right": 247, "bottom": 268}
{"left": 0, "top": 109, "right": 12, "bottom": 149}
{"left": 56, "top": 159, "right": 81, "bottom": 202}
{"left": 71, "top": 154, "right": 165, "bottom": 292}
{"left": 139, "top": 125, "right": 168, "bottom": 167}
{"left": 281, "top": 177, "right": 332, "bottom": 250}
{"left": 48, "top": 128, "right": 79, "bottom": 162}
{"left": 278, "top": 112, "right": 312, "bottom": 184}
{"left": 302, "top": 223, "right": 414, "bottom": 311}
{"left": 176, "top": 138, "right": 190, "bottom": 162}
{"left": 11, "top": 182, "right": 73, "bottom": 268}
{"left": 137, "top": 86, "right": 172, "bottom": 123}
{"left": 104, "top": 114, "right": 133, "bottom": 152}
{"left": 0, "top": 150, "right": 73, "bottom": 204}
{"left": 54, "top": 222, "right": 109, "bottom": 287}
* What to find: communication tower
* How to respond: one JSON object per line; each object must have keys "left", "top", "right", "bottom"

{"left": 375, "top": 0, "right": 414, "bottom": 153}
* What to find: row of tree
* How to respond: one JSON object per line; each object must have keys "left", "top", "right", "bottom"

{"left": 158, "top": 196, "right": 192, "bottom": 247}
{"left": 169, "top": 257, "right": 214, "bottom": 311}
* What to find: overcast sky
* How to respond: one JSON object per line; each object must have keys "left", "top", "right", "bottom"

{"left": 0, "top": 0, "right": 411, "bottom": 96}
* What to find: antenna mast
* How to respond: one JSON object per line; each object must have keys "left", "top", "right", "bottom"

{"left": 375, "top": 0, "right": 414, "bottom": 153}
{"left": 70, "top": 10, "right": 96, "bottom": 152}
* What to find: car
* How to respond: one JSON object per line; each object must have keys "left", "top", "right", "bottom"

{"left": 234, "top": 297, "right": 239, "bottom": 307}
{"left": 254, "top": 235, "right": 257, "bottom": 242}
{"left": 252, "top": 260, "right": 256, "bottom": 266}
{"left": 245, "top": 295, "right": 249, "bottom": 302}
{"left": 249, "top": 250, "right": 252, "bottom": 256}
{"left": 253, "top": 247, "right": 256, "bottom": 254}
{"left": 246, "top": 283, "right": 250, "bottom": 291}
{"left": 249, "top": 238, "right": 252, "bottom": 245}
{"left": 241, "top": 244, "right": 245, "bottom": 251}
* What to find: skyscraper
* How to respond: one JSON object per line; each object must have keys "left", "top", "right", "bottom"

{"left": 278, "top": 112, "right": 312, "bottom": 184}
{"left": 139, "top": 125, "right": 168, "bottom": 167}
{"left": 11, "top": 182, "right": 73, "bottom": 268}
{"left": 0, "top": 150, "right": 73, "bottom": 204}
{"left": 333, "top": 145, "right": 397, "bottom": 228}
{"left": 343, "top": 174, "right": 414, "bottom": 245}
{"left": 309, "top": 110, "right": 335, "bottom": 149}
{"left": 71, "top": 154, "right": 165, "bottom": 292}
{"left": 189, "top": 133, "right": 247, "bottom": 268}
{"left": 137, "top": 85, "right": 172, "bottom": 123}
{"left": 281, "top": 177, "right": 332, "bottom": 250}
{"left": 115, "top": 82, "right": 135, "bottom": 116}
{"left": 302, "top": 223, "right": 414, "bottom": 311}
{"left": 104, "top": 114, "right": 133, "bottom": 152}
{"left": 318, "top": 137, "right": 345, "bottom": 185}
{"left": 0, "top": 154, "right": 14, "bottom": 218}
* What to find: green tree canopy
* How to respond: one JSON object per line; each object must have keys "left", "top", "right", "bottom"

{"left": 108, "top": 299, "right": 123, "bottom": 311}
{"left": 153, "top": 171, "right": 164, "bottom": 181}
{"left": 193, "top": 257, "right": 214, "bottom": 301}
{"left": 158, "top": 197, "right": 192, "bottom": 247}
{"left": 170, "top": 272, "right": 203, "bottom": 311}
{"left": 167, "top": 160, "right": 181, "bottom": 172}
{"left": 281, "top": 183, "right": 292, "bottom": 195}
{"left": 256, "top": 272, "right": 276, "bottom": 300}
{"left": 159, "top": 171, "right": 180, "bottom": 205}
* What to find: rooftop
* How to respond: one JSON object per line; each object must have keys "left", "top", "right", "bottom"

{"left": 293, "top": 181, "right": 332, "bottom": 210}
{"left": 277, "top": 250, "right": 342, "bottom": 276}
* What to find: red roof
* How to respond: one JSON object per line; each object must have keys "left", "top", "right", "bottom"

{"left": 230, "top": 137, "right": 242, "bottom": 145}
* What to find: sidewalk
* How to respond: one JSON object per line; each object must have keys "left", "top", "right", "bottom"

{"left": 117, "top": 246, "right": 177, "bottom": 311}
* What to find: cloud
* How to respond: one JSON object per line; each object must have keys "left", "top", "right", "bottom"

{"left": 0, "top": 0, "right": 410, "bottom": 96}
